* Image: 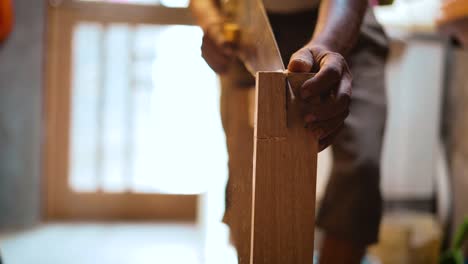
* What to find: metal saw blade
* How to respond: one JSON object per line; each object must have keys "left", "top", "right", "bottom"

{"left": 236, "top": 0, "right": 285, "bottom": 74}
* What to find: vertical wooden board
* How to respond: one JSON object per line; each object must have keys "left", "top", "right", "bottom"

{"left": 219, "top": 75, "right": 256, "bottom": 264}
{"left": 251, "top": 72, "right": 317, "bottom": 264}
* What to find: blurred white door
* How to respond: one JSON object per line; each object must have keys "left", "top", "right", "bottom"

{"left": 44, "top": 0, "right": 227, "bottom": 220}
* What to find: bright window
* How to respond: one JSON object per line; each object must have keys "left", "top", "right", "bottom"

{"left": 69, "top": 23, "right": 227, "bottom": 194}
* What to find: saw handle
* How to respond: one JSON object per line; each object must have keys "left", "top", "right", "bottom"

{"left": 223, "top": 23, "right": 240, "bottom": 44}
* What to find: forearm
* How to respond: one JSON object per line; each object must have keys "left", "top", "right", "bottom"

{"left": 310, "top": 0, "right": 368, "bottom": 55}
{"left": 189, "top": 0, "right": 222, "bottom": 30}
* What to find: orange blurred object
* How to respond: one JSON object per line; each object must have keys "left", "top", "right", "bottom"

{"left": 438, "top": 0, "right": 468, "bottom": 24}
{"left": 0, "top": 0, "right": 13, "bottom": 42}
{"left": 437, "top": 0, "right": 468, "bottom": 47}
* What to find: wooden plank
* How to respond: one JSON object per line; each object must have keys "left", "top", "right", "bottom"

{"left": 218, "top": 75, "right": 256, "bottom": 264}
{"left": 49, "top": 1, "right": 194, "bottom": 25}
{"left": 250, "top": 71, "right": 317, "bottom": 264}
{"left": 43, "top": 5, "right": 74, "bottom": 220}
{"left": 59, "top": 193, "right": 197, "bottom": 221}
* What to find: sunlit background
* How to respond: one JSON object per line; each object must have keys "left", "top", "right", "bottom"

{"left": 70, "top": 23, "right": 225, "bottom": 194}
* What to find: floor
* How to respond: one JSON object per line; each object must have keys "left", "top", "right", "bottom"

{"left": 0, "top": 223, "right": 219, "bottom": 264}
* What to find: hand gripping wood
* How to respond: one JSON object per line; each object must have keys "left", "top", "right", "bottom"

{"left": 250, "top": 71, "right": 318, "bottom": 264}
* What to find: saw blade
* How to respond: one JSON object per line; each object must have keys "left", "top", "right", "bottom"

{"left": 236, "top": 0, "right": 285, "bottom": 74}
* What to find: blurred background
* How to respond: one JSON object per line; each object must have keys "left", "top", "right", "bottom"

{"left": 0, "top": 0, "right": 467, "bottom": 263}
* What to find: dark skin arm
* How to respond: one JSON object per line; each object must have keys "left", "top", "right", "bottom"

{"left": 288, "top": 0, "right": 368, "bottom": 151}
{"left": 191, "top": 0, "right": 368, "bottom": 152}
{"left": 290, "top": 3, "right": 370, "bottom": 263}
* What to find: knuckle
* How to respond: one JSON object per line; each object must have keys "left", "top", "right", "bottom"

{"left": 335, "top": 54, "right": 346, "bottom": 64}
{"left": 339, "top": 93, "right": 351, "bottom": 105}
{"left": 201, "top": 51, "right": 210, "bottom": 61}
{"left": 343, "top": 109, "right": 350, "bottom": 119}
{"left": 312, "top": 127, "right": 325, "bottom": 137}
{"left": 215, "top": 65, "right": 226, "bottom": 74}
{"left": 324, "top": 65, "right": 342, "bottom": 79}
{"left": 328, "top": 51, "right": 345, "bottom": 63}
{"left": 299, "top": 47, "right": 313, "bottom": 56}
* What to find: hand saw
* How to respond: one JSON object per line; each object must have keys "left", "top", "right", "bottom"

{"left": 221, "top": 0, "right": 285, "bottom": 75}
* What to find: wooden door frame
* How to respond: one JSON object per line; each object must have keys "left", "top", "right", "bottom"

{"left": 43, "top": 0, "right": 198, "bottom": 221}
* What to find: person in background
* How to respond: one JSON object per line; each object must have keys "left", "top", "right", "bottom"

{"left": 190, "top": 0, "right": 389, "bottom": 263}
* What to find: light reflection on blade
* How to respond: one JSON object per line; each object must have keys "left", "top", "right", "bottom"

{"left": 237, "top": 0, "right": 285, "bottom": 75}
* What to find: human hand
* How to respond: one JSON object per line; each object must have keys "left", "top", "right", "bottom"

{"left": 288, "top": 45, "right": 352, "bottom": 151}
{"left": 190, "top": 0, "right": 236, "bottom": 73}
{"left": 200, "top": 22, "right": 236, "bottom": 74}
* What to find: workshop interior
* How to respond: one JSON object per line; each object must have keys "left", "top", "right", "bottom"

{"left": 0, "top": 0, "right": 468, "bottom": 263}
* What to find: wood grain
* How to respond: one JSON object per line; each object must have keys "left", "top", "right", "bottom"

{"left": 250, "top": 71, "right": 317, "bottom": 264}
{"left": 219, "top": 73, "right": 256, "bottom": 264}
{"left": 51, "top": 1, "right": 194, "bottom": 25}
